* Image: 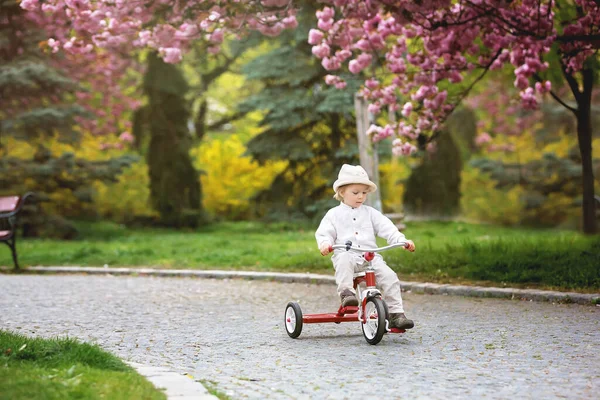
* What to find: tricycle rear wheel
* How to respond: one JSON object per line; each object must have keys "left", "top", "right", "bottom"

{"left": 285, "top": 302, "right": 303, "bottom": 338}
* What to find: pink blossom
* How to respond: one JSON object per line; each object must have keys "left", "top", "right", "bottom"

{"left": 21, "top": 0, "right": 598, "bottom": 159}
{"left": 209, "top": 29, "right": 224, "bottom": 44}
{"left": 160, "top": 47, "right": 182, "bottom": 63}
{"left": 20, "top": 0, "right": 38, "bottom": 11}
{"left": 308, "top": 29, "right": 324, "bottom": 45}
{"left": 355, "top": 39, "right": 371, "bottom": 52}
{"left": 316, "top": 7, "right": 334, "bottom": 21}
{"left": 335, "top": 49, "right": 352, "bottom": 62}
{"left": 321, "top": 56, "right": 341, "bottom": 70}
{"left": 367, "top": 103, "right": 381, "bottom": 114}
{"left": 119, "top": 132, "right": 135, "bottom": 143}
{"left": 348, "top": 59, "right": 362, "bottom": 74}
{"left": 318, "top": 18, "right": 333, "bottom": 31}
{"left": 311, "top": 43, "right": 330, "bottom": 59}
{"left": 366, "top": 124, "right": 381, "bottom": 136}
{"left": 365, "top": 78, "right": 379, "bottom": 89}
{"left": 401, "top": 102, "right": 413, "bottom": 117}
{"left": 282, "top": 16, "right": 298, "bottom": 29}
{"left": 475, "top": 132, "right": 492, "bottom": 146}
{"left": 324, "top": 75, "right": 339, "bottom": 85}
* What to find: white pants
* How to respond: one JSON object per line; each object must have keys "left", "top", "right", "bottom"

{"left": 332, "top": 251, "right": 405, "bottom": 313}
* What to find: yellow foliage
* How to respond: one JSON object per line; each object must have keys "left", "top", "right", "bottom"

{"left": 191, "top": 135, "right": 287, "bottom": 219}
{"left": 0, "top": 137, "right": 37, "bottom": 159}
{"left": 379, "top": 158, "right": 411, "bottom": 213}
{"left": 543, "top": 131, "right": 578, "bottom": 158}
{"left": 3, "top": 134, "right": 140, "bottom": 219}
{"left": 92, "top": 161, "right": 157, "bottom": 221}
{"left": 523, "top": 192, "right": 579, "bottom": 227}
{"left": 460, "top": 166, "right": 524, "bottom": 225}
{"left": 1, "top": 132, "right": 127, "bottom": 161}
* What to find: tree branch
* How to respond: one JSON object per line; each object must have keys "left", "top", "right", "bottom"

{"left": 560, "top": 57, "right": 583, "bottom": 107}
{"left": 556, "top": 34, "right": 600, "bottom": 45}
{"left": 206, "top": 111, "right": 248, "bottom": 131}
{"left": 452, "top": 48, "right": 503, "bottom": 106}
{"left": 533, "top": 73, "right": 578, "bottom": 114}
{"left": 199, "top": 52, "right": 242, "bottom": 92}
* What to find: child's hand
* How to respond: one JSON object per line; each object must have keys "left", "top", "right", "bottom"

{"left": 404, "top": 240, "right": 415, "bottom": 252}
{"left": 319, "top": 243, "right": 332, "bottom": 256}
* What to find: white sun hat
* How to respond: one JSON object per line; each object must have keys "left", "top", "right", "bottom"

{"left": 332, "top": 164, "right": 378, "bottom": 193}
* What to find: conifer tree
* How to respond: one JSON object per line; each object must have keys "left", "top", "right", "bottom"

{"left": 142, "top": 52, "right": 204, "bottom": 227}
{"left": 0, "top": 1, "right": 136, "bottom": 237}
{"left": 239, "top": 4, "right": 361, "bottom": 218}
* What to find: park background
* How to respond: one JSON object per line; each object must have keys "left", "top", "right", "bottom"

{"left": 1, "top": 1, "right": 599, "bottom": 293}
{"left": 1, "top": 1, "right": 600, "bottom": 398}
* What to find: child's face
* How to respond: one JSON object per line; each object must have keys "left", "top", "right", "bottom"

{"left": 341, "top": 184, "right": 370, "bottom": 208}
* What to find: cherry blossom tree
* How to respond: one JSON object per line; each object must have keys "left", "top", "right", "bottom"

{"left": 19, "top": 0, "right": 599, "bottom": 233}
{"left": 308, "top": 0, "right": 599, "bottom": 233}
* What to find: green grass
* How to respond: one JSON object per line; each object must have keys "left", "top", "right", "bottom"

{"left": 2, "top": 220, "right": 599, "bottom": 292}
{"left": 0, "top": 330, "right": 166, "bottom": 400}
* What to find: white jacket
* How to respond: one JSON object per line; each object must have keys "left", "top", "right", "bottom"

{"left": 315, "top": 203, "right": 406, "bottom": 254}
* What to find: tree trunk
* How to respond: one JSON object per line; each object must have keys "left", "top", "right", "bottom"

{"left": 575, "top": 76, "right": 597, "bottom": 234}
{"left": 355, "top": 93, "right": 381, "bottom": 211}
{"left": 561, "top": 63, "right": 597, "bottom": 235}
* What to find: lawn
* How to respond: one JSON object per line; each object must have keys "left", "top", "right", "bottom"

{"left": 2, "top": 220, "right": 599, "bottom": 292}
{"left": 0, "top": 330, "right": 165, "bottom": 400}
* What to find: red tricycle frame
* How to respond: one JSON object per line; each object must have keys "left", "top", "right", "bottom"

{"left": 285, "top": 241, "right": 408, "bottom": 345}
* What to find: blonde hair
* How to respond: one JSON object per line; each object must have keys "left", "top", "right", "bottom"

{"left": 333, "top": 183, "right": 372, "bottom": 202}
{"left": 333, "top": 186, "right": 346, "bottom": 202}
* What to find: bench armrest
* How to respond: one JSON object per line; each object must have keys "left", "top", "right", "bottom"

{"left": 0, "top": 192, "right": 34, "bottom": 219}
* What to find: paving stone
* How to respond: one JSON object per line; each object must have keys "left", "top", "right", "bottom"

{"left": 1, "top": 274, "right": 598, "bottom": 399}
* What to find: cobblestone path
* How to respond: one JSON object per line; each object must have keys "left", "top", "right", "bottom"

{"left": 1, "top": 275, "right": 598, "bottom": 399}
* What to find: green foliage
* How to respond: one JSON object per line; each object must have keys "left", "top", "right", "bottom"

{"left": 0, "top": 5, "right": 84, "bottom": 142}
{"left": 0, "top": 3, "right": 143, "bottom": 238}
{"left": 404, "top": 115, "right": 467, "bottom": 217}
{"left": 244, "top": 124, "right": 316, "bottom": 162}
{"left": 0, "top": 136, "right": 139, "bottom": 238}
{"left": 0, "top": 61, "right": 77, "bottom": 97}
{"left": 466, "top": 130, "right": 599, "bottom": 227}
{"left": 460, "top": 166, "right": 525, "bottom": 225}
{"left": 242, "top": 46, "right": 316, "bottom": 85}
{"left": 239, "top": 4, "right": 362, "bottom": 218}
{"left": 443, "top": 107, "right": 478, "bottom": 161}
{"left": 143, "top": 52, "right": 188, "bottom": 96}
{"left": 3, "top": 220, "right": 598, "bottom": 291}
{"left": 5, "top": 106, "right": 89, "bottom": 134}
{"left": 0, "top": 330, "right": 166, "bottom": 400}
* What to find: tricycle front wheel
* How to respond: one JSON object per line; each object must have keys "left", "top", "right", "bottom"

{"left": 285, "top": 302, "right": 303, "bottom": 338}
{"left": 361, "top": 297, "right": 386, "bottom": 345}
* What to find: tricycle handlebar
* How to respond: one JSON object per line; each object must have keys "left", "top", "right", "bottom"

{"left": 330, "top": 241, "right": 407, "bottom": 253}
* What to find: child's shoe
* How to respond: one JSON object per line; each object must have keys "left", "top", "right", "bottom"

{"left": 340, "top": 289, "right": 358, "bottom": 307}
{"left": 389, "top": 313, "right": 414, "bottom": 330}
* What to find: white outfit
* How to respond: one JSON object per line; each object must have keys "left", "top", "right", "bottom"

{"left": 315, "top": 202, "right": 407, "bottom": 313}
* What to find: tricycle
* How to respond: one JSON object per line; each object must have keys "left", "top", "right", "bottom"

{"left": 284, "top": 241, "right": 409, "bottom": 345}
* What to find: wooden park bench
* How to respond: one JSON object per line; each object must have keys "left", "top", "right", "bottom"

{"left": 0, "top": 192, "right": 34, "bottom": 270}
